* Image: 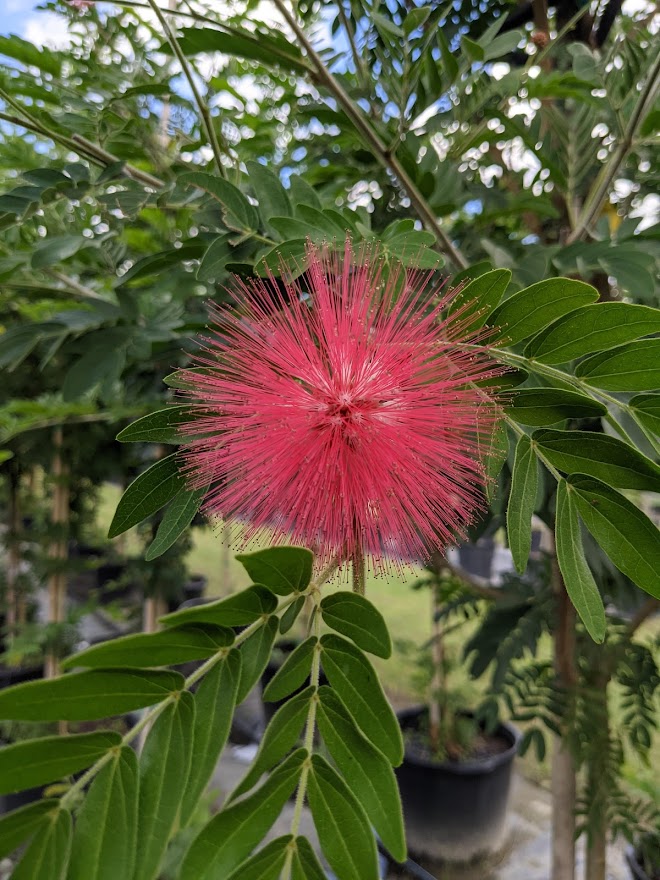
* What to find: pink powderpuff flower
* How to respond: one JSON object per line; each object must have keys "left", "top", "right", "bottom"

{"left": 179, "top": 239, "right": 503, "bottom": 567}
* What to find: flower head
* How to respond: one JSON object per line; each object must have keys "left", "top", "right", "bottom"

{"left": 180, "top": 240, "right": 502, "bottom": 566}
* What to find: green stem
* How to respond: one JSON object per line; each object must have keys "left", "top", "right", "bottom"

{"left": 145, "top": 0, "right": 228, "bottom": 176}
{"left": 352, "top": 544, "right": 366, "bottom": 596}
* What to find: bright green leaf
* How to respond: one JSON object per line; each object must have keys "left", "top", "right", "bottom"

{"left": 11, "top": 807, "right": 71, "bottom": 880}
{"left": 576, "top": 339, "right": 660, "bottom": 391}
{"left": 320, "top": 634, "right": 403, "bottom": 765}
{"left": 507, "top": 435, "right": 539, "bottom": 573}
{"left": 145, "top": 487, "right": 206, "bottom": 560}
{"left": 629, "top": 394, "right": 660, "bottom": 436}
{"left": 0, "top": 669, "right": 183, "bottom": 721}
{"left": 116, "top": 407, "right": 191, "bottom": 444}
{"left": 108, "top": 454, "right": 185, "bottom": 538}
{"left": 0, "top": 731, "right": 120, "bottom": 795}
{"left": 67, "top": 747, "right": 138, "bottom": 880}
{"left": 490, "top": 278, "right": 598, "bottom": 345}
{"left": 226, "top": 836, "right": 293, "bottom": 880}
{"left": 262, "top": 637, "right": 316, "bottom": 702}
{"left": 320, "top": 593, "right": 391, "bottom": 659}
{"left": 291, "top": 836, "right": 327, "bottom": 880}
{"left": 555, "top": 481, "right": 606, "bottom": 643}
{"left": 236, "top": 616, "right": 279, "bottom": 704}
{"left": 180, "top": 171, "right": 260, "bottom": 234}
{"left": 448, "top": 268, "right": 511, "bottom": 329}
{"left": 0, "top": 800, "right": 60, "bottom": 860}
{"left": 161, "top": 585, "right": 277, "bottom": 628}
{"left": 236, "top": 546, "right": 314, "bottom": 595}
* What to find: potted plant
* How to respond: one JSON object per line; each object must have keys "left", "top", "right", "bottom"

{"left": 394, "top": 565, "right": 519, "bottom": 864}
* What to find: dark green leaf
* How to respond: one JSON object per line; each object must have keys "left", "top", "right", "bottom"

{"left": 555, "top": 481, "right": 606, "bottom": 643}
{"left": 262, "top": 637, "right": 316, "bottom": 702}
{"left": 485, "top": 424, "right": 509, "bottom": 503}
{"left": 307, "top": 754, "right": 379, "bottom": 880}
{"left": 506, "top": 388, "right": 606, "bottom": 425}
{"left": 0, "top": 731, "right": 120, "bottom": 795}
{"left": 568, "top": 475, "right": 660, "bottom": 599}
{"left": 268, "top": 216, "right": 327, "bottom": 242}
{"left": 179, "top": 749, "right": 306, "bottom": 880}
{"left": 320, "top": 593, "right": 391, "bottom": 659}
{"left": 320, "top": 634, "right": 403, "bottom": 765}
{"left": 403, "top": 6, "right": 431, "bottom": 33}
{"left": 317, "top": 687, "right": 405, "bottom": 861}
{"left": 11, "top": 807, "right": 71, "bottom": 880}
{"left": 145, "top": 487, "right": 206, "bottom": 560}
{"left": 629, "top": 394, "right": 660, "bottom": 436}
{"left": 490, "top": 278, "right": 598, "bottom": 345}
{"left": 116, "top": 407, "right": 191, "bottom": 444}
{"left": 280, "top": 595, "right": 305, "bottom": 634}
{"left": 31, "top": 233, "right": 87, "bottom": 269}
{"left": 0, "top": 669, "right": 183, "bottom": 721}
{"left": 448, "top": 269, "right": 511, "bottom": 329}
{"left": 524, "top": 303, "right": 660, "bottom": 364}
{"left": 230, "top": 685, "right": 313, "bottom": 800}
{"left": 386, "top": 233, "right": 442, "bottom": 268}
{"left": 246, "top": 161, "right": 292, "bottom": 236}
{"left": 291, "top": 837, "right": 327, "bottom": 880}
{"left": 576, "top": 339, "right": 660, "bottom": 391}
{"left": 67, "top": 747, "right": 138, "bottom": 880}
{"left": 180, "top": 171, "right": 260, "bottom": 234}
{"left": 507, "top": 435, "right": 539, "bottom": 574}
{"left": 533, "top": 429, "right": 660, "bottom": 491}
{"left": 133, "top": 692, "right": 194, "bottom": 880}
{"left": 296, "top": 205, "right": 345, "bottom": 238}
{"left": 289, "top": 176, "right": 323, "bottom": 211}
{"left": 108, "top": 454, "right": 185, "bottom": 538}
{"left": 197, "top": 233, "right": 234, "bottom": 281}
{"left": 173, "top": 26, "right": 309, "bottom": 74}
{"left": 0, "top": 323, "right": 63, "bottom": 370}
{"left": 181, "top": 649, "right": 241, "bottom": 824}
{"left": 236, "top": 616, "right": 279, "bottom": 704}
{"left": 235, "top": 546, "right": 314, "bottom": 595}
{"left": 62, "top": 624, "right": 232, "bottom": 670}
{"left": 0, "top": 800, "right": 60, "bottom": 860}
{"left": 257, "top": 239, "right": 309, "bottom": 278}
{"left": 62, "top": 336, "right": 126, "bottom": 402}
{"left": 226, "top": 836, "right": 293, "bottom": 880}
{"left": 161, "top": 585, "right": 277, "bottom": 628}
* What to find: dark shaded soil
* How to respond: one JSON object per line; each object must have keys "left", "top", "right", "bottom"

{"left": 405, "top": 730, "right": 511, "bottom": 764}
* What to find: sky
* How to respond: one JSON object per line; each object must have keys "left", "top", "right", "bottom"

{"left": 1, "top": 1, "right": 74, "bottom": 46}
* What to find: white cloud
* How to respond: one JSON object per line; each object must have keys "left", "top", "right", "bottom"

{"left": 23, "top": 12, "right": 72, "bottom": 49}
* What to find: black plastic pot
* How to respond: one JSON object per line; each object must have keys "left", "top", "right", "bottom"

{"left": 0, "top": 662, "right": 43, "bottom": 690}
{"left": 457, "top": 537, "right": 495, "bottom": 579}
{"left": 395, "top": 707, "right": 520, "bottom": 864}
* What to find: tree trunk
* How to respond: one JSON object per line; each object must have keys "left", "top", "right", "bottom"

{"left": 45, "top": 426, "right": 70, "bottom": 681}
{"left": 551, "top": 558, "right": 577, "bottom": 880}
{"left": 5, "top": 466, "right": 20, "bottom": 636}
{"left": 584, "top": 672, "right": 609, "bottom": 880}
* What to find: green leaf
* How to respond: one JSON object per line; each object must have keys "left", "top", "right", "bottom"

{"left": 180, "top": 171, "right": 260, "bottom": 234}
{"left": 320, "top": 593, "right": 391, "bottom": 659}
{"left": 555, "top": 481, "right": 606, "bottom": 643}
{"left": 533, "top": 429, "right": 660, "bottom": 491}
{"left": 268, "top": 216, "right": 327, "bottom": 242}
{"left": 235, "top": 546, "right": 314, "bottom": 595}
{"left": 226, "top": 836, "right": 293, "bottom": 880}
{"left": 576, "top": 339, "right": 660, "bottom": 391}
{"left": 307, "top": 754, "right": 379, "bottom": 880}
{"left": 257, "top": 239, "right": 309, "bottom": 278}
{"left": 524, "top": 303, "right": 660, "bottom": 364}
{"left": 280, "top": 595, "right": 305, "bottom": 634}
{"left": 116, "top": 407, "right": 191, "bottom": 444}
{"left": 173, "top": 26, "right": 309, "bottom": 74}
{"left": 386, "top": 232, "right": 442, "bottom": 268}
{"left": 317, "top": 687, "right": 405, "bottom": 861}
{"left": 262, "top": 637, "right": 316, "bottom": 702}
{"left": 507, "top": 435, "right": 539, "bottom": 574}
{"left": 246, "top": 161, "right": 292, "bottom": 237}
{"left": 62, "top": 329, "right": 128, "bottom": 402}
{"left": 0, "top": 323, "right": 63, "bottom": 370}
{"left": 568, "top": 475, "right": 660, "bottom": 600}
{"left": 108, "top": 454, "right": 185, "bottom": 538}
{"left": 448, "top": 269, "right": 511, "bottom": 329}
{"left": 462, "top": 36, "right": 485, "bottom": 61}
{"left": 485, "top": 424, "right": 509, "bottom": 503}
{"left": 197, "top": 233, "right": 234, "bottom": 281}
{"left": 288, "top": 176, "right": 323, "bottom": 211}
{"left": 629, "top": 394, "right": 660, "bottom": 436}
{"left": 11, "top": 807, "right": 71, "bottom": 880}
{"left": 403, "top": 6, "right": 431, "bottom": 34}
{"left": 0, "top": 731, "right": 120, "bottom": 795}
{"left": 291, "top": 837, "right": 327, "bottom": 880}
{"left": 62, "top": 624, "right": 233, "bottom": 670}
{"left": 506, "top": 389, "right": 607, "bottom": 426}
{"left": 230, "top": 685, "right": 313, "bottom": 801}
{"left": 179, "top": 749, "right": 306, "bottom": 880}
{"left": 0, "top": 800, "right": 60, "bottom": 860}
{"left": 181, "top": 649, "right": 241, "bottom": 824}
{"left": 320, "top": 634, "right": 403, "bottom": 765}
{"left": 145, "top": 487, "right": 206, "bottom": 560}
{"left": 133, "top": 692, "right": 194, "bottom": 880}
{"left": 31, "top": 233, "right": 87, "bottom": 269}
{"left": 67, "top": 747, "right": 138, "bottom": 880}
{"left": 0, "top": 669, "right": 183, "bottom": 721}
{"left": 236, "top": 616, "right": 279, "bottom": 704}
{"left": 161, "top": 585, "right": 277, "bottom": 628}
{"left": 489, "top": 278, "right": 598, "bottom": 345}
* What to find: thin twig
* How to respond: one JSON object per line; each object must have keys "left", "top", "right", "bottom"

{"left": 145, "top": 0, "right": 227, "bottom": 176}
{"left": 269, "top": 0, "right": 468, "bottom": 270}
